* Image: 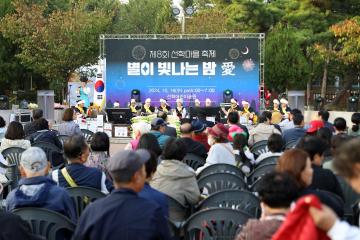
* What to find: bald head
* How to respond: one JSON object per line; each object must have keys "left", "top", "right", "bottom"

{"left": 180, "top": 123, "right": 193, "bottom": 137}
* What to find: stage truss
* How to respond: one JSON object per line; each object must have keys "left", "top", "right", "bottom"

{"left": 99, "top": 33, "right": 266, "bottom": 110}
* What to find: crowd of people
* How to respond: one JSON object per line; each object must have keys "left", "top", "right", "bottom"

{"left": 0, "top": 105, "right": 360, "bottom": 239}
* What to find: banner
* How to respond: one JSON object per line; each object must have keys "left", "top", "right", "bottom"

{"left": 105, "top": 37, "right": 260, "bottom": 109}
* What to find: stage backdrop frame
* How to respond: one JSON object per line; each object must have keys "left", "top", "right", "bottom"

{"left": 99, "top": 34, "right": 265, "bottom": 110}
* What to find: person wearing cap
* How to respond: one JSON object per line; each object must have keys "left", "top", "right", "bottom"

{"left": 248, "top": 111, "right": 281, "bottom": 146}
{"left": 272, "top": 99, "right": 280, "bottom": 112}
{"left": 6, "top": 147, "right": 76, "bottom": 222}
{"left": 151, "top": 138, "right": 201, "bottom": 206}
{"left": 149, "top": 118, "right": 171, "bottom": 149}
{"left": 51, "top": 135, "right": 112, "bottom": 194}
{"left": 73, "top": 149, "right": 171, "bottom": 240}
{"left": 280, "top": 98, "right": 291, "bottom": 116}
{"left": 175, "top": 98, "right": 187, "bottom": 119}
{"left": 196, "top": 123, "right": 236, "bottom": 174}
{"left": 306, "top": 120, "right": 325, "bottom": 135}
{"left": 180, "top": 123, "right": 207, "bottom": 158}
{"left": 141, "top": 98, "right": 155, "bottom": 115}
{"left": 158, "top": 99, "right": 171, "bottom": 113}
{"left": 157, "top": 112, "right": 177, "bottom": 138}
{"left": 191, "top": 119, "right": 211, "bottom": 151}
{"left": 129, "top": 98, "right": 141, "bottom": 116}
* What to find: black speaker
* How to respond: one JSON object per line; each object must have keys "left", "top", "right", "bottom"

{"left": 0, "top": 95, "right": 9, "bottom": 109}
{"left": 131, "top": 89, "right": 141, "bottom": 102}
{"left": 223, "top": 89, "right": 233, "bottom": 103}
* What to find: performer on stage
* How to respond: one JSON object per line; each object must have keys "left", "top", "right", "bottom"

{"left": 175, "top": 98, "right": 187, "bottom": 119}
{"left": 272, "top": 99, "right": 280, "bottom": 112}
{"left": 240, "top": 100, "right": 254, "bottom": 114}
{"left": 141, "top": 98, "right": 155, "bottom": 115}
{"left": 113, "top": 101, "right": 120, "bottom": 108}
{"left": 280, "top": 98, "right": 291, "bottom": 115}
{"left": 194, "top": 99, "right": 201, "bottom": 107}
{"left": 158, "top": 99, "right": 171, "bottom": 113}
{"left": 222, "top": 98, "right": 240, "bottom": 116}
{"left": 205, "top": 98, "right": 212, "bottom": 107}
{"left": 75, "top": 100, "right": 86, "bottom": 117}
{"left": 129, "top": 99, "right": 141, "bottom": 116}
{"left": 78, "top": 76, "right": 91, "bottom": 113}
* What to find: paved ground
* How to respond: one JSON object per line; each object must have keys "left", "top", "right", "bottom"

{"left": 109, "top": 138, "right": 131, "bottom": 155}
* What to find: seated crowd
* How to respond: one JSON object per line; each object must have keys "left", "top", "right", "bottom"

{"left": 0, "top": 107, "right": 360, "bottom": 240}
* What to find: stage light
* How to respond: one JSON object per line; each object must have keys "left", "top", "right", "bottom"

{"left": 348, "top": 96, "right": 358, "bottom": 112}
{"left": 223, "top": 89, "right": 233, "bottom": 103}
{"left": 131, "top": 89, "right": 141, "bottom": 102}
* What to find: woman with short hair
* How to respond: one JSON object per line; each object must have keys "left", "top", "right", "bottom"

{"left": 0, "top": 121, "right": 31, "bottom": 152}
{"left": 58, "top": 108, "right": 82, "bottom": 136}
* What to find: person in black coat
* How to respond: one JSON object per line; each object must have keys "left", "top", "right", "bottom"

{"left": 280, "top": 98, "right": 291, "bottom": 116}
{"left": 24, "top": 109, "right": 43, "bottom": 137}
{"left": 158, "top": 99, "right": 171, "bottom": 114}
{"left": 157, "top": 112, "right": 177, "bottom": 138}
{"left": 179, "top": 123, "right": 207, "bottom": 159}
{"left": 141, "top": 98, "right": 155, "bottom": 115}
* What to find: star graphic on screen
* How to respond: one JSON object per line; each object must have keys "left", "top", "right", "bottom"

{"left": 142, "top": 65, "right": 148, "bottom": 72}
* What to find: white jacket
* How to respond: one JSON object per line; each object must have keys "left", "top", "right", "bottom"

{"left": 248, "top": 123, "right": 281, "bottom": 146}
{"left": 0, "top": 138, "right": 31, "bottom": 152}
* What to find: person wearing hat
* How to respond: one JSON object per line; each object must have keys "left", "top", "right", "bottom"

{"left": 306, "top": 120, "right": 325, "bottom": 135}
{"left": 205, "top": 98, "right": 212, "bottom": 107}
{"left": 196, "top": 123, "right": 236, "bottom": 174}
{"left": 272, "top": 99, "right": 280, "bottom": 112}
{"left": 75, "top": 99, "right": 86, "bottom": 116}
{"left": 73, "top": 149, "right": 171, "bottom": 240}
{"left": 51, "top": 135, "right": 113, "bottom": 194}
{"left": 280, "top": 98, "right": 291, "bottom": 116}
{"left": 149, "top": 118, "right": 171, "bottom": 149}
{"left": 158, "top": 99, "right": 171, "bottom": 113}
{"left": 175, "top": 98, "right": 187, "bottom": 119}
{"left": 129, "top": 99, "right": 141, "bottom": 116}
{"left": 222, "top": 98, "right": 240, "bottom": 117}
{"left": 157, "top": 111, "right": 177, "bottom": 137}
{"left": 240, "top": 100, "right": 254, "bottom": 114}
{"left": 179, "top": 122, "right": 207, "bottom": 158}
{"left": 194, "top": 99, "right": 201, "bottom": 107}
{"left": 6, "top": 147, "right": 76, "bottom": 222}
{"left": 191, "top": 119, "right": 211, "bottom": 151}
{"left": 141, "top": 98, "right": 155, "bottom": 115}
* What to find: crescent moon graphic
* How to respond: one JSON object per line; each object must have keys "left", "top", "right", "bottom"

{"left": 241, "top": 47, "right": 249, "bottom": 55}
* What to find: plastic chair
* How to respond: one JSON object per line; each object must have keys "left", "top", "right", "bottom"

{"left": 250, "top": 142, "right": 269, "bottom": 156}
{"left": 197, "top": 189, "right": 261, "bottom": 218}
{"left": 285, "top": 139, "right": 298, "bottom": 149}
{"left": 2, "top": 147, "right": 25, "bottom": 165}
{"left": 32, "top": 141, "right": 65, "bottom": 168}
{"left": 66, "top": 186, "right": 106, "bottom": 219}
{"left": 58, "top": 135, "right": 70, "bottom": 146}
{"left": 168, "top": 218, "right": 181, "bottom": 240}
{"left": 249, "top": 176, "right": 266, "bottom": 193}
{"left": 1, "top": 147, "right": 25, "bottom": 189}
{"left": 183, "top": 208, "right": 251, "bottom": 240}
{"left": 81, "top": 129, "right": 94, "bottom": 143}
{"left": 183, "top": 153, "right": 205, "bottom": 171}
{"left": 247, "top": 164, "right": 276, "bottom": 185}
{"left": 198, "top": 173, "right": 247, "bottom": 196}
{"left": 250, "top": 140, "right": 267, "bottom": 151}
{"left": 337, "top": 176, "right": 360, "bottom": 224}
{"left": 0, "top": 161, "right": 17, "bottom": 191}
{"left": 12, "top": 207, "right": 76, "bottom": 240}
{"left": 255, "top": 156, "right": 279, "bottom": 168}
{"left": 197, "top": 163, "right": 245, "bottom": 180}
{"left": 166, "top": 194, "right": 190, "bottom": 223}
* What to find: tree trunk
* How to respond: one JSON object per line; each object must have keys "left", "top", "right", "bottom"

{"left": 320, "top": 58, "right": 329, "bottom": 99}
{"left": 306, "top": 81, "right": 311, "bottom": 108}
{"left": 324, "top": 67, "right": 356, "bottom": 110}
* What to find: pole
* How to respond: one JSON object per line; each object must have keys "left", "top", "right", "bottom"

{"left": 181, "top": 13, "right": 185, "bottom": 34}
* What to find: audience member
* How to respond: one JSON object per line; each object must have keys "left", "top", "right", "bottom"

{"left": 318, "top": 110, "right": 335, "bottom": 133}
{"left": 255, "top": 133, "right": 283, "bottom": 165}
{"left": 306, "top": 120, "right": 324, "bottom": 135}
{"left": 85, "top": 132, "right": 110, "bottom": 177}
{"left": 24, "top": 109, "right": 43, "bottom": 136}
{"left": 310, "top": 138, "right": 360, "bottom": 239}
{"left": 124, "top": 122, "right": 150, "bottom": 150}
{"left": 179, "top": 123, "right": 207, "bottom": 158}
{"left": 278, "top": 109, "right": 302, "bottom": 131}
{"left": 0, "top": 121, "right": 31, "bottom": 152}
{"left": 248, "top": 111, "right": 281, "bottom": 146}
{"left": 348, "top": 112, "right": 360, "bottom": 136}
{"left": 58, "top": 108, "right": 82, "bottom": 136}
{"left": 138, "top": 150, "right": 168, "bottom": 217}
{"left": 316, "top": 127, "right": 333, "bottom": 162}
{"left": 191, "top": 119, "right": 210, "bottom": 151}
{"left": 51, "top": 135, "right": 112, "bottom": 194}
{"left": 235, "top": 172, "right": 299, "bottom": 240}
{"left": 73, "top": 149, "right": 171, "bottom": 239}
{"left": 282, "top": 113, "right": 305, "bottom": 145}
{"left": 296, "top": 136, "right": 344, "bottom": 200}
{"left": 157, "top": 112, "right": 177, "bottom": 137}
{"left": 323, "top": 134, "right": 353, "bottom": 171}
{"left": 151, "top": 138, "right": 201, "bottom": 206}
{"left": 197, "top": 111, "right": 215, "bottom": 128}
{"left": 0, "top": 115, "right": 6, "bottom": 141}
{"left": 149, "top": 118, "right": 171, "bottom": 149}
{"left": 226, "top": 111, "right": 249, "bottom": 139}
{"left": 334, "top": 117, "right": 347, "bottom": 135}
{"left": 137, "top": 133, "right": 162, "bottom": 158}
{"left": 232, "top": 133, "right": 254, "bottom": 174}
{"left": 196, "top": 123, "right": 236, "bottom": 174}
{"left": 276, "top": 149, "right": 343, "bottom": 217}
{"left": 29, "top": 118, "right": 62, "bottom": 148}
{"left": 6, "top": 147, "right": 76, "bottom": 222}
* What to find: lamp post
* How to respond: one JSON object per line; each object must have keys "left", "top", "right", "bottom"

{"left": 172, "top": 6, "right": 195, "bottom": 34}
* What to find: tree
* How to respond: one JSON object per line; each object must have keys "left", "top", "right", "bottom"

{"left": 265, "top": 25, "right": 311, "bottom": 91}
{"left": 0, "top": 1, "right": 112, "bottom": 100}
